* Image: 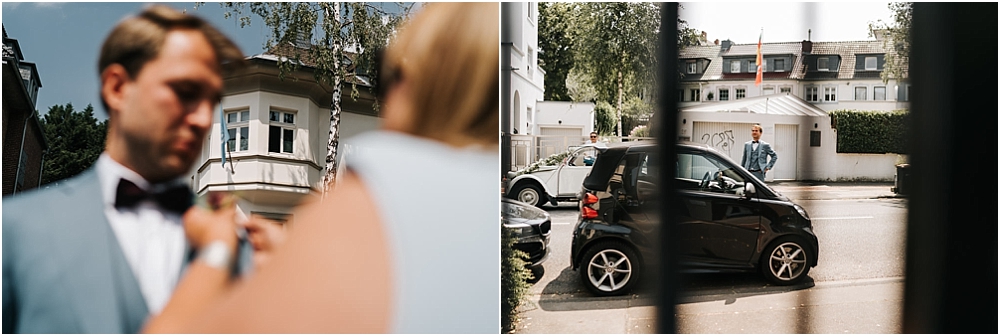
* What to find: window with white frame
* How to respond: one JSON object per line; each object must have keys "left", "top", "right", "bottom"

{"left": 824, "top": 86, "right": 837, "bottom": 102}
{"left": 735, "top": 88, "right": 746, "bottom": 99}
{"left": 686, "top": 62, "right": 697, "bottom": 74}
{"left": 817, "top": 57, "right": 829, "bottom": 71}
{"left": 690, "top": 89, "right": 700, "bottom": 102}
{"left": 268, "top": 110, "right": 296, "bottom": 154}
{"left": 805, "top": 86, "right": 819, "bottom": 102}
{"left": 865, "top": 56, "right": 877, "bottom": 70}
{"left": 855, "top": 86, "right": 867, "bottom": 100}
{"left": 774, "top": 59, "right": 785, "bottom": 72}
{"left": 748, "top": 61, "right": 757, "bottom": 73}
{"left": 719, "top": 88, "right": 730, "bottom": 101}
{"left": 730, "top": 60, "right": 741, "bottom": 73}
{"left": 780, "top": 86, "right": 792, "bottom": 94}
{"left": 527, "top": 47, "right": 534, "bottom": 76}
{"left": 225, "top": 110, "right": 250, "bottom": 152}
{"left": 874, "top": 86, "right": 886, "bottom": 100}
{"left": 763, "top": 87, "right": 774, "bottom": 95}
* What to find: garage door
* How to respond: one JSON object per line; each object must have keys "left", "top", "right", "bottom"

{"left": 538, "top": 126, "right": 584, "bottom": 159}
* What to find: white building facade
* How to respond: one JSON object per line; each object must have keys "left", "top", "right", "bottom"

{"left": 503, "top": 2, "right": 545, "bottom": 136}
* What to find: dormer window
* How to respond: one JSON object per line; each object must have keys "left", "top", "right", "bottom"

{"left": 730, "top": 60, "right": 741, "bottom": 73}
{"left": 865, "top": 56, "right": 877, "bottom": 70}
{"left": 817, "top": 57, "right": 829, "bottom": 71}
{"left": 748, "top": 61, "right": 757, "bottom": 73}
{"left": 774, "top": 59, "right": 785, "bottom": 72}
{"left": 686, "top": 62, "right": 697, "bottom": 74}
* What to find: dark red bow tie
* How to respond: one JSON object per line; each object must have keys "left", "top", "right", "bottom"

{"left": 115, "top": 179, "right": 193, "bottom": 214}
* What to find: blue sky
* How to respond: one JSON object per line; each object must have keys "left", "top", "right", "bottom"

{"left": 2, "top": 2, "right": 410, "bottom": 119}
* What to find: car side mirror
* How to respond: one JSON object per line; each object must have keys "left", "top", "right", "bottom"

{"left": 744, "top": 182, "right": 756, "bottom": 199}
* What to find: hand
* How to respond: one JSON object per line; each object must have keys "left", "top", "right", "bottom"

{"left": 243, "top": 216, "right": 287, "bottom": 269}
{"left": 183, "top": 193, "right": 239, "bottom": 251}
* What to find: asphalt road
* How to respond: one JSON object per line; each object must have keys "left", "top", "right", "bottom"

{"left": 514, "top": 183, "right": 907, "bottom": 334}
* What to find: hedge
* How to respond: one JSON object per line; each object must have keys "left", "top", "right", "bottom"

{"left": 829, "top": 109, "right": 909, "bottom": 154}
{"left": 500, "top": 227, "right": 533, "bottom": 333}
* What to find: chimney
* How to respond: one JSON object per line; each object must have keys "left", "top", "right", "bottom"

{"left": 721, "top": 39, "right": 732, "bottom": 51}
{"left": 714, "top": 39, "right": 720, "bottom": 45}
{"left": 802, "top": 40, "right": 813, "bottom": 54}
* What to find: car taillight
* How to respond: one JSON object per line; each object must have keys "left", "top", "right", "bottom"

{"left": 581, "top": 192, "right": 598, "bottom": 219}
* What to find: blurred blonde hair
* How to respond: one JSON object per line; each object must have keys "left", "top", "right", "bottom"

{"left": 383, "top": 3, "right": 499, "bottom": 148}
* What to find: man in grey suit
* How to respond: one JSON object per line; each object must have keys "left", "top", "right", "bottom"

{"left": 741, "top": 124, "right": 778, "bottom": 182}
{"left": 3, "top": 6, "right": 249, "bottom": 333}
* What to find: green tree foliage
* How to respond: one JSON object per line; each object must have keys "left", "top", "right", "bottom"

{"left": 206, "top": 2, "right": 411, "bottom": 194}
{"left": 537, "top": 2, "right": 576, "bottom": 101}
{"left": 574, "top": 2, "right": 659, "bottom": 136}
{"left": 829, "top": 109, "right": 909, "bottom": 154}
{"left": 500, "top": 227, "right": 533, "bottom": 333}
{"left": 869, "top": 2, "right": 911, "bottom": 83}
{"left": 39, "top": 103, "right": 107, "bottom": 185}
{"left": 593, "top": 100, "right": 617, "bottom": 136}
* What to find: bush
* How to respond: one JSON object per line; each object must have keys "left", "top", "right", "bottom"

{"left": 500, "top": 227, "right": 533, "bottom": 333}
{"left": 829, "top": 109, "right": 908, "bottom": 154}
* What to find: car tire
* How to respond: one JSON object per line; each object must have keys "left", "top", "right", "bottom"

{"left": 579, "top": 241, "right": 640, "bottom": 296}
{"left": 511, "top": 183, "right": 547, "bottom": 207}
{"left": 760, "top": 236, "right": 812, "bottom": 285}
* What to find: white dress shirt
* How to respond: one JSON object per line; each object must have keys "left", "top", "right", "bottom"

{"left": 95, "top": 154, "right": 188, "bottom": 316}
{"left": 752, "top": 140, "right": 759, "bottom": 151}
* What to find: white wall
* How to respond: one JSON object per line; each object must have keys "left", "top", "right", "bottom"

{"left": 534, "top": 101, "right": 594, "bottom": 136}
{"left": 507, "top": 2, "right": 544, "bottom": 136}
{"left": 678, "top": 111, "right": 898, "bottom": 181}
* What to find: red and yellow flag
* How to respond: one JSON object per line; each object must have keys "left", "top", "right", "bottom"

{"left": 755, "top": 31, "right": 763, "bottom": 87}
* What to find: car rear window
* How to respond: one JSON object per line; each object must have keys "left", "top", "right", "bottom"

{"left": 582, "top": 147, "right": 629, "bottom": 191}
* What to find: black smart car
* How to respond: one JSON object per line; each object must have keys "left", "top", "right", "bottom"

{"left": 502, "top": 198, "right": 552, "bottom": 267}
{"left": 570, "top": 141, "right": 819, "bottom": 296}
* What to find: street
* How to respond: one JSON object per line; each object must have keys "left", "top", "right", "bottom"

{"left": 513, "top": 182, "right": 907, "bottom": 334}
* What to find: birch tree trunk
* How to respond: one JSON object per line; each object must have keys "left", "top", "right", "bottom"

{"left": 321, "top": 3, "right": 343, "bottom": 196}
{"left": 617, "top": 70, "right": 623, "bottom": 137}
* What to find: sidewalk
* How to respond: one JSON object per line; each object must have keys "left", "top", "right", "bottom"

{"left": 768, "top": 181, "right": 902, "bottom": 200}
{"left": 513, "top": 277, "right": 904, "bottom": 334}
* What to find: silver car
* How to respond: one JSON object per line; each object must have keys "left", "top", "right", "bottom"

{"left": 506, "top": 144, "right": 606, "bottom": 207}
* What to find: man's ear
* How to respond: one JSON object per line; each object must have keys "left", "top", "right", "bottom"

{"left": 101, "top": 64, "right": 131, "bottom": 118}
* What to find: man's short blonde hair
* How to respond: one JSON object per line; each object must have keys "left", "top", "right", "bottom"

{"left": 98, "top": 5, "right": 244, "bottom": 112}
{"left": 382, "top": 3, "right": 499, "bottom": 147}
{"left": 752, "top": 124, "right": 763, "bottom": 132}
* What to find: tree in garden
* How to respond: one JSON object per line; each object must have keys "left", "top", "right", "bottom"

{"left": 39, "top": 103, "right": 108, "bottom": 186}
{"left": 206, "top": 2, "right": 412, "bottom": 195}
{"left": 868, "top": 2, "right": 911, "bottom": 83}
{"left": 573, "top": 2, "right": 659, "bottom": 137}
{"left": 537, "top": 2, "right": 576, "bottom": 101}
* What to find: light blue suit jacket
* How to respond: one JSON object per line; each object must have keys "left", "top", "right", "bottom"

{"left": 2, "top": 168, "right": 253, "bottom": 333}
{"left": 741, "top": 140, "right": 778, "bottom": 172}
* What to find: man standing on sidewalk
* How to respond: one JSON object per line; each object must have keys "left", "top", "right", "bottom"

{"left": 741, "top": 124, "right": 777, "bottom": 181}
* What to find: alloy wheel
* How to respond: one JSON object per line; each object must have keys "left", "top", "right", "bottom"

{"left": 767, "top": 242, "right": 808, "bottom": 281}
{"left": 586, "top": 249, "right": 633, "bottom": 293}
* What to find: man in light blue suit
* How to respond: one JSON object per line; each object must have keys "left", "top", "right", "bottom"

{"left": 741, "top": 124, "right": 778, "bottom": 182}
{"left": 3, "top": 6, "right": 251, "bottom": 333}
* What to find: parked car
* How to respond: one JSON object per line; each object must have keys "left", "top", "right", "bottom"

{"left": 502, "top": 198, "right": 552, "bottom": 267}
{"left": 570, "top": 141, "right": 819, "bottom": 296}
{"left": 506, "top": 144, "right": 606, "bottom": 207}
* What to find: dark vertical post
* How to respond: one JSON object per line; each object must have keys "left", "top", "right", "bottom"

{"left": 656, "top": 2, "right": 680, "bottom": 333}
{"left": 904, "top": 2, "right": 997, "bottom": 333}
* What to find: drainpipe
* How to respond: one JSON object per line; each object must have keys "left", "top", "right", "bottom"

{"left": 14, "top": 109, "right": 38, "bottom": 195}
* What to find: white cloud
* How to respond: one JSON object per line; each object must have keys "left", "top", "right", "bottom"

{"left": 34, "top": 2, "right": 64, "bottom": 9}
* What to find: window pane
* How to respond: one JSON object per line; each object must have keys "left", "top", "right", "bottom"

{"left": 270, "top": 111, "right": 279, "bottom": 122}
{"left": 719, "top": 89, "right": 729, "bottom": 101}
{"left": 239, "top": 127, "right": 249, "bottom": 151}
{"left": 284, "top": 113, "right": 294, "bottom": 124}
{"left": 818, "top": 57, "right": 829, "bottom": 70}
{"left": 731, "top": 60, "right": 740, "bottom": 73}
{"left": 283, "top": 129, "right": 293, "bottom": 153}
{"left": 240, "top": 110, "right": 249, "bottom": 122}
{"left": 780, "top": 87, "right": 791, "bottom": 93}
{"left": 736, "top": 89, "right": 745, "bottom": 99}
{"left": 269, "top": 126, "right": 281, "bottom": 153}
{"left": 855, "top": 87, "right": 867, "bottom": 100}
{"left": 764, "top": 88, "right": 774, "bottom": 95}
{"left": 687, "top": 62, "right": 697, "bottom": 74}
{"left": 749, "top": 61, "right": 756, "bottom": 72}
{"left": 775, "top": 59, "right": 785, "bottom": 70}
{"left": 874, "top": 87, "right": 886, "bottom": 100}
{"left": 227, "top": 113, "right": 237, "bottom": 123}
{"left": 227, "top": 128, "right": 236, "bottom": 151}
{"left": 865, "top": 57, "right": 877, "bottom": 70}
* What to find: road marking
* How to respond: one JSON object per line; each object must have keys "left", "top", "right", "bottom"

{"left": 553, "top": 222, "right": 576, "bottom": 226}
{"left": 811, "top": 216, "right": 874, "bottom": 220}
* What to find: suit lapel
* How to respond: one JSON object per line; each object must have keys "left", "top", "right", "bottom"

{"left": 57, "top": 169, "right": 149, "bottom": 333}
